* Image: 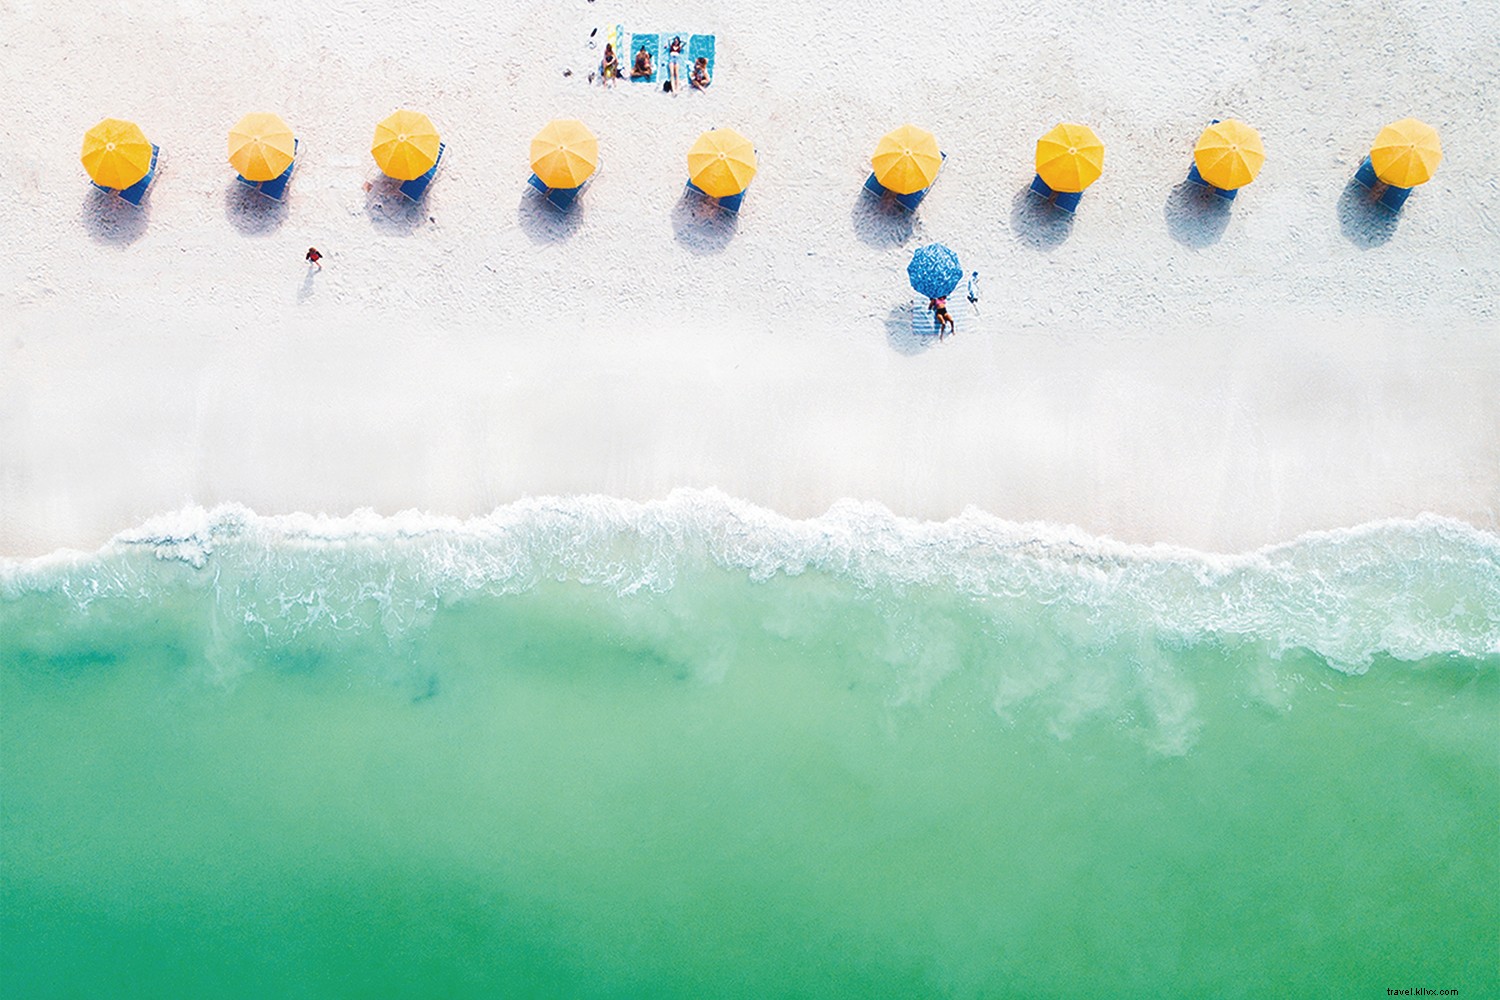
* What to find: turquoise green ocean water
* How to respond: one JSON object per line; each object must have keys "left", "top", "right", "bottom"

{"left": 3, "top": 495, "right": 1497, "bottom": 998}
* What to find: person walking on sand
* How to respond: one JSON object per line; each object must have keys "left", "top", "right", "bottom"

{"left": 305, "top": 247, "right": 322, "bottom": 271}
{"left": 929, "top": 296, "right": 955, "bottom": 338}
{"left": 966, "top": 271, "right": 980, "bottom": 308}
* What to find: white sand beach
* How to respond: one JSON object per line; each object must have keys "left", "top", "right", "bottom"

{"left": 1, "top": 0, "right": 1497, "bottom": 557}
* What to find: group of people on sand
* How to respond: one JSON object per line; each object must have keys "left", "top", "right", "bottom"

{"left": 600, "top": 36, "right": 710, "bottom": 92}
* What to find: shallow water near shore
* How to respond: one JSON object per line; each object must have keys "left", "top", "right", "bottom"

{"left": 3, "top": 495, "right": 1497, "bottom": 998}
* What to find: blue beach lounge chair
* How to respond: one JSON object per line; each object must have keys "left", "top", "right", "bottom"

{"left": 1353, "top": 154, "right": 1412, "bottom": 212}
{"left": 911, "top": 295, "right": 943, "bottom": 337}
{"left": 235, "top": 138, "right": 298, "bottom": 201}
{"left": 1028, "top": 173, "right": 1083, "bottom": 214}
{"left": 1186, "top": 161, "right": 1237, "bottom": 201}
{"left": 398, "top": 142, "right": 445, "bottom": 202}
{"left": 685, "top": 178, "right": 745, "bottom": 214}
{"left": 688, "top": 34, "right": 716, "bottom": 89}
{"left": 94, "top": 144, "right": 160, "bottom": 206}
{"left": 863, "top": 151, "right": 947, "bottom": 212}
{"left": 627, "top": 34, "right": 659, "bottom": 83}
{"left": 527, "top": 171, "right": 592, "bottom": 211}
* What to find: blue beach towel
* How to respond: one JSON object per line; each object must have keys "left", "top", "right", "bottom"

{"left": 688, "top": 34, "right": 716, "bottom": 82}
{"left": 911, "top": 296, "right": 946, "bottom": 338}
{"left": 235, "top": 138, "right": 298, "bottom": 201}
{"left": 627, "top": 33, "right": 659, "bottom": 82}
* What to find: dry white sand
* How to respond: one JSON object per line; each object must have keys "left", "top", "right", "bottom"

{"left": 2, "top": 0, "right": 1497, "bottom": 557}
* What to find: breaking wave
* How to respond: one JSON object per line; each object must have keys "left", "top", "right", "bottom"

{"left": 3, "top": 490, "right": 1497, "bottom": 673}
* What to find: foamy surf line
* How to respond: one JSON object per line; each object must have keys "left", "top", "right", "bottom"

{"left": 3, "top": 489, "right": 1498, "bottom": 671}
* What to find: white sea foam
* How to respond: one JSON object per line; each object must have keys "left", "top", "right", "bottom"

{"left": 3, "top": 490, "right": 1498, "bottom": 672}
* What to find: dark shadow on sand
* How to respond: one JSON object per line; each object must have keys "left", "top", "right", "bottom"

{"left": 1336, "top": 176, "right": 1399, "bottom": 248}
{"left": 365, "top": 176, "right": 430, "bottom": 235}
{"left": 851, "top": 191, "right": 915, "bottom": 248}
{"left": 297, "top": 268, "right": 316, "bottom": 303}
{"left": 885, "top": 303, "right": 937, "bottom": 356}
{"left": 224, "top": 181, "right": 289, "bottom": 236}
{"left": 81, "top": 187, "right": 149, "bottom": 246}
{"left": 1163, "top": 180, "right": 1232, "bottom": 248}
{"left": 671, "top": 191, "right": 738, "bottom": 256}
{"left": 517, "top": 190, "right": 584, "bottom": 244}
{"left": 1009, "top": 184, "right": 1074, "bottom": 251}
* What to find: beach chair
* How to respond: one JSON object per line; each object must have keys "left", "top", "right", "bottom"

{"left": 1351, "top": 155, "right": 1412, "bottom": 212}
{"left": 864, "top": 151, "right": 947, "bottom": 212}
{"left": 1378, "top": 183, "right": 1413, "bottom": 212}
{"left": 685, "top": 178, "right": 745, "bottom": 214}
{"left": 1186, "top": 161, "right": 1237, "bottom": 201}
{"left": 398, "top": 142, "right": 445, "bottom": 202}
{"left": 688, "top": 34, "right": 716, "bottom": 89}
{"left": 94, "top": 144, "right": 159, "bottom": 206}
{"left": 1028, "top": 173, "right": 1083, "bottom": 214}
{"left": 627, "top": 33, "right": 659, "bottom": 83}
{"left": 235, "top": 138, "right": 298, "bottom": 201}
{"left": 527, "top": 171, "right": 592, "bottom": 211}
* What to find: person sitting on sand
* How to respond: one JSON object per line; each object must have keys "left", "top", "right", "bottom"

{"left": 667, "top": 36, "right": 684, "bottom": 93}
{"left": 631, "top": 45, "right": 653, "bottom": 79}
{"left": 929, "top": 297, "right": 954, "bottom": 337}
{"left": 690, "top": 56, "right": 711, "bottom": 90}
{"left": 601, "top": 43, "right": 621, "bottom": 84}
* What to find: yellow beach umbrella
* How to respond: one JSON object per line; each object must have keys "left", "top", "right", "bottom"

{"left": 1035, "top": 122, "right": 1105, "bottom": 193}
{"left": 1370, "top": 118, "right": 1441, "bottom": 188}
{"left": 228, "top": 112, "right": 296, "bottom": 182}
{"left": 530, "top": 119, "right": 599, "bottom": 189}
{"left": 81, "top": 118, "right": 153, "bottom": 189}
{"left": 371, "top": 110, "right": 441, "bottom": 181}
{"left": 871, "top": 124, "right": 942, "bottom": 195}
{"left": 1193, "top": 119, "right": 1264, "bottom": 190}
{"left": 687, "top": 128, "right": 757, "bottom": 197}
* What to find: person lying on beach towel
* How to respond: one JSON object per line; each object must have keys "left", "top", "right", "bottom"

{"left": 631, "top": 46, "right": 653, "bottom": 79}
{"left": 691, "top": 56, "right": 711, "bottom": 90}
{"left": 666, "top": 36, "right": 685, "bottom": 93}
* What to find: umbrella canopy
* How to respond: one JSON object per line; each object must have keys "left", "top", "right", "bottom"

{"left": 81, "top": 118, "right": 153, "bottom": 189}
{"left": 1370, "top": 118, "right": 1441, "bottom": 188}
{"left": 907, "top": 243, "right": 963, "bottom": 299}
{"left": 687, "top": 128, "right": 757, "bottom": 197}
{"left": 372, "top": 110, "right": 441, "bottom": 181}
{"left": 228, "top": 112, "right": 296, "bottom": 182}
{"left": 1193, "top": 119, "right": 1264, "bottom": 190}
{"left": 872, "top": 124, "right": 942, "bottom": 195}
{"left": 530, "top": 119, "right": 599, "bottom": 189}
{"left": 1035, "top": 122, "right": 1105, "bottom": 193}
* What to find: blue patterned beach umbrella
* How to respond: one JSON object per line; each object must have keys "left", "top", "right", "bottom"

{"left": 907, "top": 243, "right": 963, "bottom": 298}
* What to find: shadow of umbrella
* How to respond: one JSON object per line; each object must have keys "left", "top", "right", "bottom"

{"left": 1336, "top": 176, "right": 1399, "bottom": 248}
{"left": 1009, "top": 184, "right": 1074, "bottom": 251}
{"left": 517, "top": 190, "right": 584, "bottom": 244}
{"left": 1163, "top": 180, "right": 1232, "bottom": 247}
{"left": 671, "top": 191, "right": 738, "bottom": 256}
{"left": 365, "top": 176, "right": 428, "bottom": 235}
{"left": 81, "top": 187, "right": 148, "bottom": 246}
{"left": 224, "top": 180, "right": 289, "bottom": 236}
{"left": 885, "top": 302, "right": 936, "bottom": 355}
{"left": 851, "top": 191, "right": 915, "bottom": 248}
